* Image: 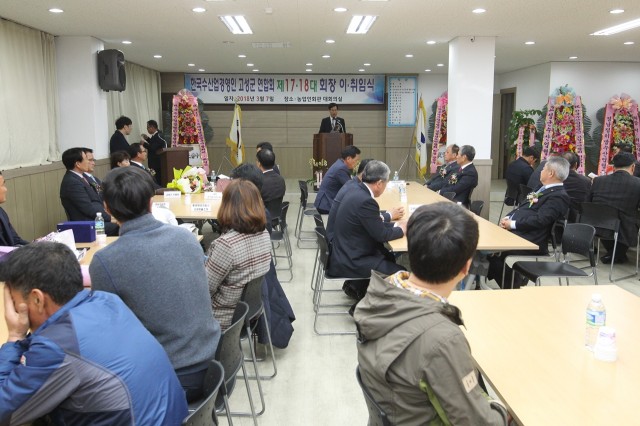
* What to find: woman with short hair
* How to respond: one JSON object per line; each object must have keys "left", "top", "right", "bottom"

{"left": 206, "top": 179, "right": 271, "bottom": 330}
{"left": 110, "top": 150, "right": 131, "bottom": 169}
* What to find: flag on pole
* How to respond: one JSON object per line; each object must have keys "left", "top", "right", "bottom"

{"left": 414, "top": 95, "right": 428, "bottom": 177}
{"left": 226, "top": 103, "right": 244, "bottom": 166}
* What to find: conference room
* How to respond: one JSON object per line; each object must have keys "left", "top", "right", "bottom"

{"left": 2, "top": 0, "right": 640, "bottom": 424}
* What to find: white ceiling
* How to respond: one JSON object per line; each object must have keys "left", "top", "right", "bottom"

{"left": 1, "top": 0, "right": 639, "bottom": 75}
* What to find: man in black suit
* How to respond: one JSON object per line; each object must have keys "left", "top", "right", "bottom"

{"left": 505, "top": 146, "right": 539, "bottom": 204}
{"left": 109, "top": 116, "right": 132, "bottom": 153}
{"left": 561, "top": 151, "right": 591, "bottom": 222}
{"left": 141, "top": 120, "right": 167, "bottom": 185}
{"left": 426, "top": 144, "right": 459, "bottom": 191}
{"left": 329, "top": 160, "right": 406, "bottom": 299}
{"left": 319, "top": 102, "right": 346, "bottom": 133}
{"left": 439, "top": 145, "right": 478, "bottom": 207}
{"left": 487, "top": 156, "right": 571, "bottom": 288}
{"left": 59, "top": 148, "right": 118, "bottom": 236}
{"left": 590, "top": 152, "right": 640, "bottom": 264}
{"left": 0, "top": 172, "right": 29, "bottom": 246}
{"left": 256, "top": 142, "right": 280, "bottom": 175}
{"left": 128, "top": 143, "right": 161, "bottom": 190}
{"left": 256, "top": 148, "right": 286, "bottom": 219}
{"left": 81, "top": 148, "right": 103, "bottom": 199}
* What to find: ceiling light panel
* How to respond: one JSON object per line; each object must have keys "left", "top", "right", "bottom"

{"left": 220, "top": 15, "right": 253, "bottom": 35}
{"left": 347, "top": 15, "right": 377, "bottom": 34}
{"left": 592, "top": 18, "right": 640, "bottom": 36}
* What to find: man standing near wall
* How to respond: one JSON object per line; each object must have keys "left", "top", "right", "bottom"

{"left": 109, "top": 116, "right": 132, "bottom": 153}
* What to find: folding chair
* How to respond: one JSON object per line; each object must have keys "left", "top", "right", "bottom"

{"left": 578, "top": 202, "right": 621, "bottom": 282}
{"left": 518, "top": 184, "right": 533, "bottom": 206}
{"left": 441, "top": 191, "right": 456, "bottom": 201}
{"left": 511, "top": 223, "right": 598, "bottom": 287}
{"left": 270, "top": 202, "right": 292, "bottom": 282}
{"left": 313, "top": 229, "right": 368, "bottom": 335}
{"left": 184, "top": 360, "right": 224, "bottom": 426}
{"left": 294, "top": 180, "right": 318, "bottom": 248}
{"left": 469, "top": 200, "right": 484, "bottom": 216}
{"left": 497, "top": 179, "right": 520, "bottom": 223}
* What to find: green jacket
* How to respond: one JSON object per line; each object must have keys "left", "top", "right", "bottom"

{"left": 355, "top": 272, "right": 507, "bottom": 426}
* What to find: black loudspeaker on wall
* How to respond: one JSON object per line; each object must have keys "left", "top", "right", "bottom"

{"left": 97, "top": 49, "right": 126, "bottom": 92}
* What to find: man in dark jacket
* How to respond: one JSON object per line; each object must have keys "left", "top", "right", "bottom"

{"left": 426, "top": 144, "right": 460, "bottom": 192}
{"left": 141, "top": 120, "right": 167, "bottom": 185}
{"left": 329, "top": 160, "right": 406, "bottom": 298}
{"left": 439, "top": 145, "right": 478, "bottom": 207}
{"left": 590, "top": 152, "right": 640, "bottom": 264}
{"left": 561, "top": 151, "right": 591, "bottom": 222}
{"left": 0, "top": 172, "right": 29, "bottom": 246}
{"left": 488, "top": 156, "right": 571, "bottom": 288}
{"left": 504, "top": 146, "right": 538, "bottom": 204}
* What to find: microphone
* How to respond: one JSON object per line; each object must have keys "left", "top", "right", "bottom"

{"left": 337, "top": 119, "right": 344, "bottom": 133}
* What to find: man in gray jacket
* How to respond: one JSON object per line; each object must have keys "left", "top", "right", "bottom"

{"left": 355, "top": 202, "right": 509, "bottom": 425}
{"left": 89, "top": 167, "right": 220, "bottom": 403}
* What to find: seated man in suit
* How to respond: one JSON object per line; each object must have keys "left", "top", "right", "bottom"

{"left": 81, "top": 147, "right": 103, "bottom": 198}
{"left": 326, "top": 158, "right": 404, "bottom": 243}
{"left": 439, "top": 144, "right": 478, "bottom": 207}
{"left": 487, "top": 156, "right": 571, "bottom": 288}
{"left": 329, "top": 160, "right": 407, "bottom": 300}
{"left": 561, "top": 151, "right": 591, "bottom": 222}
{"left": 426, "top": 144, "right": 459, "bottom": 191}
{"left": 319, "top": 102, "right": 346, "bottom": 133}
{"left": 0, "top": 171, "right": 29, "bottom": 246}
{"left": 0, "top": 242, "right": 187, "bottom": 424}
{"left": 256, "top": 148, "right": 286, "bottom": 219}
{"left": 355, "top": 203, "right": 509, "bottom": 426}
{"left": 128, "top": 143, "right": 160, "bottom": 189}
{"left": 59, "top": 148, "right": 118, "bottom": 236}
{"left": 256, "top": 141, "right": 281, "bottom": 174}
{"left": 314, "top": 145, "right": 361, "bottom": 214}
{"left": 590, "top": 152, "right": 640, "bottom": 264}
{"left": 505, "top": 146, "right": 539, "bottom": 204}
{"left": 140, "top": 119, "right": 167, "bottom": 185}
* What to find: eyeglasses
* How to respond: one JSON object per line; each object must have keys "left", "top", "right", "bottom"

{"left": 140, "top": 149, "right": 148, "bottom": 153}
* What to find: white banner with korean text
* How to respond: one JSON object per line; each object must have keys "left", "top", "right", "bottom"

{"left": 184, "top": 74, "right": 385, "bottom": 105}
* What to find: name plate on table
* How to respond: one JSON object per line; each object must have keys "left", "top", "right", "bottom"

{"left": 153, "top": 202, "right": 170, "bottom": 209}
{"left": 163, "top": 191, "right": 181, "bottom": 199}
{"left": 386, "top": 180, "right": 406, "bottom": 190}
{"left": 204, "top": 192, "right": 223, "bottom": 201}
{"left": 408, "top": 204, "right": 423, "bottom": 214}
{"left": 191, "top": 203, "right": 212, "bottom": 212}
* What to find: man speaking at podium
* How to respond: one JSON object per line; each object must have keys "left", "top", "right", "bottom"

{"left": 319, "top": 103, "right": 346, "bottom": 133}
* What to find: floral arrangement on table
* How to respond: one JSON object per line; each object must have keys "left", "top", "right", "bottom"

{"left": 595, "top": 94, "right": 640, "bottom": 175}
{"left": 166, "top": 166, "right": 208, "bottom": 194}
{"left": 539, "top": 85, "right": 587, "bottom": 174}
{"left": 526, "top": 191, "right": 542, "bottom": 208}
{"left": 429, "top": 92, "right": 448, "bottom": 174}
{"left": 308, "top": 158, "right": 328, "bottom": 186}
{"left": 508, "top": 109, "right": 542, "bottom": 157}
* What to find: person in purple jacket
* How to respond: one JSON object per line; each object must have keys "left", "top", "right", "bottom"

{"left": 0, "top": 242, "right": 187, "bottom": 425}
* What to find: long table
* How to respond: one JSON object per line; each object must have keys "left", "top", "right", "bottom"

{"left": 449, "top": 285, "right": 640, "bottom": 425}
{"left": 151, "top": 193, "right": 220, "bottom": 220}
{"left": 377, "top": 183, "right": 537, "bottom": 252}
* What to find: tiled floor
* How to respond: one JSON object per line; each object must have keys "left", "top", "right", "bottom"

{"left": 207, "top": 179, "right": 640, "bottom": 425}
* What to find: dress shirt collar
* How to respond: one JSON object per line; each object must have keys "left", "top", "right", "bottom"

{"left": 70, "top": 170, "right": 86, "bottom": 179}
{"left": 364, "top": 182, "right": 375, "bottom": 199}
{"left": 131, "top": 160, "right": 144, "bottom": 168}
{"left": 460, "top": 162, "right": 473, "bottom": 171}
{"left": 539, "top": 182, "right": 563, "bottom": 192}
{"left": 262, "top": 169, "right": 274, "bottom": 174}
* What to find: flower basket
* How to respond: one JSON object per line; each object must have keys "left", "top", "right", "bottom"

{"left": 597, "top": 94, "right": 640, "bottom": 175}
{"left": 166, "top": 166, "right": 207, "bottom": 194}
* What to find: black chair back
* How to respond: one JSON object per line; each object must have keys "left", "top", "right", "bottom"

{"left": 279, "top": 202, "right": 290, "bottom": 230}
{"left": 504, "top": 178, "right": 520, "bottom": 206}
{"left": 183, "top": 360, "right": 224, "bottom": 426}
{"left": 315, "top": 228, "right": 330, "bottom": 269}
{"left": 298, "top": 180, "right": 308, "bottom": 208}
{"left": 469, "top": 200, "right": 484, "bottom": 216}
{"left": 265, "top": 198, "right": 284, "bottom": 226}
{"left": 578, "top": 202, "right": 620, "bottom": 240}
{"left": 313, "top": 213, "right": 325, "bottom": 229}
{"left": 562, "top": 223, "right": 597, "bottom": 267}
{"left": 214, "top": 302, "right": 249, "bottom": 403}
{"left": 355, "top": 366, "right": 392, "bottom": 426}
{"left": 518, "top": 184, "right": 533, "bottom": 205}
{"left": 240, "top": 276, "right": 266, "bottom": 327}
{"left": 441, "top": 192, "right": 456, "bottom": 201}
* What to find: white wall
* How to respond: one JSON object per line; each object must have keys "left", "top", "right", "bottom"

{"left": 417, "top": 73, "right": 448, "bottom": 121}
{"left": 495, "top": 63, "right": 551, "bottom": 111}
{"left": 549, "top": 62, "right": 640, "bottom": 127}
{"left": 55, "top": 36, "right": 109, "bottom": 158}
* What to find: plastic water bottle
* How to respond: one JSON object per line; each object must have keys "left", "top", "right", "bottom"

{"left": 399, "top": 182, "right": 407, "bottom": 203}
{"left": 393, "top": 171, "right": 399, "bottom": 181}
{"left": 95, "top": 212, "right": 106, "bottom": 244}
{"left": 210, "top": 170, "right": 217, "bottom": 182}
{"left": 585, "top": 293, "right": 606, "bottom": 350}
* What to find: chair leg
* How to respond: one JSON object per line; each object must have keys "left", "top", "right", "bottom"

{"left": 230, "top": 362, "right": 259, "bottom": 424}
{"left": 310, "top": 247, "right": 319, "bottom": 291}
{"left": 223, "top": 393, "right": 234, "bottom": 425}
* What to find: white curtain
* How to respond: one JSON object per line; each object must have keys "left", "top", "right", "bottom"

{"left": 0, "top": 19, "right": 59, "bottom": 170}
{"left": 107, "top": 62, "right": 162, "bottom": 141}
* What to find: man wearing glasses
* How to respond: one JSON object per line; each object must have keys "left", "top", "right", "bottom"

{"left": 128, "top": 143, "right": 160, "bottom": 189}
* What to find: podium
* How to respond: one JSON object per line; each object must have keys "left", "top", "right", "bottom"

{"left": 312, "top": 133, "right": 353, "bottom": 175}
{"left": 158, "top": 147, "right": 192, "bottom": 186}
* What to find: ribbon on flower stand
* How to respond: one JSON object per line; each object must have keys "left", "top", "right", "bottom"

{"left": 171, "top": 89, "right": 210, "bottom": 174}
{"left": 430, "top": 93, "right": 448, "bottom": 174}
{"left": 515, "top": 126, "right": 525, "bottom": 158}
